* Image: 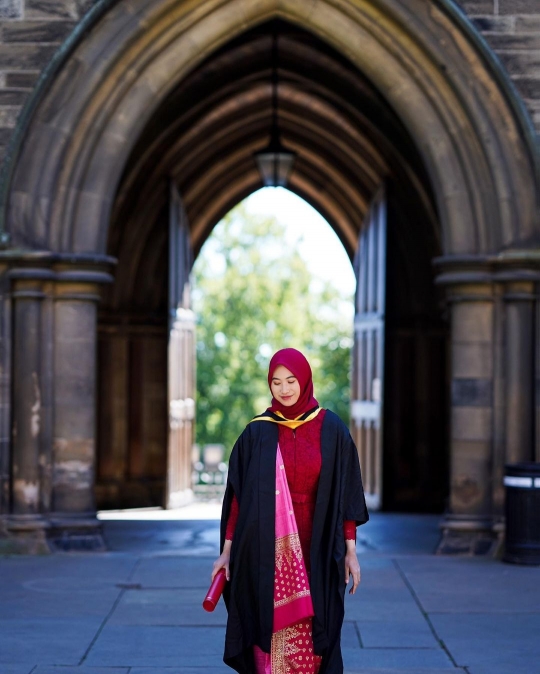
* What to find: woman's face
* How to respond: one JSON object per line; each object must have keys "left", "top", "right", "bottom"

{"left": 270, "top": 365, "right": 301, "bottom": 407}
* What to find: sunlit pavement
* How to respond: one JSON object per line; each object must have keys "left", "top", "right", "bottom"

{"left": 1, "top": 509, "right": 539, "bottom": 674}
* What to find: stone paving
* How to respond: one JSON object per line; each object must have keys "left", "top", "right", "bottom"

{"left": 0, "top": 509, "right": 539, "bottom": 674}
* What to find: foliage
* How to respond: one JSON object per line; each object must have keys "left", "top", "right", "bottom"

{"left": 192, "top": 204, "right": 353, "bottom": 458}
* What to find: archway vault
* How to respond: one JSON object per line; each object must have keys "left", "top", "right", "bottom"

{"left": 2, "top": 0, "right": 538, "bottom": 259}
{"left": 107, "top": 16, "right": 440, "bottom": 313}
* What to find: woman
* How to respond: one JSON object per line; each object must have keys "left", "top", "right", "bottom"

{"left": 211, "top": 348, "right": 368, "bottom": 674}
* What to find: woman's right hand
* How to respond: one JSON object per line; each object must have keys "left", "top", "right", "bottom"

{"left": 212, "top": 539, "right": 232, "bottom": 581}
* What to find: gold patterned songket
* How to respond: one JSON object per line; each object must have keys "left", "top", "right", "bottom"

{"left": 271, "top": 621, "right": 322, "bottom": 673}
{"left": 274, "top": 532, "right": 311, "bottom": 609}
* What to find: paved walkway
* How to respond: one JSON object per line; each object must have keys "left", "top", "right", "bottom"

{"left": 0, "top": 508, "right": 539, "bottom": 674}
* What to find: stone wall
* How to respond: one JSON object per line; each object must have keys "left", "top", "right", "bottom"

{"left": 0, "top": 0, "right": 538, "bottom": 160}
{"left": 0, "top": 0, "right": 96, "bottom": 158}
{"left": 460, "top": 0, "right": 540, "bottom": 130}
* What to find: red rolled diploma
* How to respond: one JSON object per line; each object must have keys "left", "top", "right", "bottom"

{"left": 203, "top": 568, "right": 227, "bottom": 612}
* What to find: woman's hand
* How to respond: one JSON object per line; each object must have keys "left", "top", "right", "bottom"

{"left": 212, "top": 539, "right": 232, "bottom": 581}
{"left": 345, "top": 539, "right": 361, "bottom": 595}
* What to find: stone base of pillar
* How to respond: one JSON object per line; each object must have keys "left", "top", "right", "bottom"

{"left": 0, "top": 513, "right": 106, "bottom": 553}
{"left": 436, "top": 515, "right": 504, "bottom": 557}
{"left": 0, "top": 515, "right": 51, "bottom": 554}
{"left": 48, "top": 514, "right": 106, "bottom": 552}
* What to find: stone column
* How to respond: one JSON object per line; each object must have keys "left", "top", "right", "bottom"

{"left": 537, "top": 293, "right": 540, "bottom": 463}
{"left": 5, "top": 263, "right": 53, "bottom": 552}
{"left": 0, "top": 253, "right": 114, "bottom": 553}
{"left": 0, "top": 259, "right": 11, "bottom": 517}
{"left": 435, "top": 257, "right": 498, "bottom": 555}
{"left": 494, "top": 258, "right": 540, "bottom": 537}
{"left": 500, "top": 276, "right": 536, "bottom": 465}
{"left": 48, "top": 258, "right": 114, "bottom": 550}
{"left": 435, "top": 253, "right": 540, "bottom": 556}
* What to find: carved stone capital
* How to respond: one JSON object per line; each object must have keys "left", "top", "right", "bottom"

{"left": 433, "top": 255, "right": 494, "bottom": 302}
{"left": 435, "top": 251, "right": 540, "bottom": 282}
{"left": 0, "top": 250, "right": 116, "bottom": 279}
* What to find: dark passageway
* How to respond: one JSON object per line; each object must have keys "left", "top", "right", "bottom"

{"left": 96, "top": 20, "right": 447, "bottom": 514}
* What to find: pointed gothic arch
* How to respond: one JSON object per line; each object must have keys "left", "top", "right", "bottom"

{"left": 1, "top": 0, "right": 537, "bottom": 254}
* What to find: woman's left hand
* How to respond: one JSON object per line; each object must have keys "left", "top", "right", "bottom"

{"left": 345, "top": 540, "right": 361, "bottom": 595}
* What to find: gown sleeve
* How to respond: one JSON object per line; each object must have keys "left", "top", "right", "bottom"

{"left": 343, "top": 520, "right": 357, "bottom": 541}
{"left": 225, "top": 493, "right": 239, "bottom": 541}
{"left": 341, "top": 423, "right": 369, "bottom": 527}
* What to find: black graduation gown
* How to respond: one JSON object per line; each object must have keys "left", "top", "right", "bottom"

{"left": 220, "top": 409, "right": 369, "bottom": 674}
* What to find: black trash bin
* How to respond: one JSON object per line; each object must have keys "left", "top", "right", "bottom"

{"left": 503, "top": 462, "right": 540, "bottom": 565}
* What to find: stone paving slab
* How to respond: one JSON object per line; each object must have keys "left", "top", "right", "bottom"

{"left": 344, "top": 557, "right": 419, "bottom": 612}
{"left": 358, "top": 618, "right": 438, "bottom": 648}
{"left": 356, "top": 514, "right": 441, "bottom": 555}
{"left": 342, "top": 646, "right": 454, "bottom": 669}
{"left": 467, "top": 668, "right": 535, "bottom": 674}
{"left": 341, "top": 621, "right": 361, "bottom": 649}
{"left": 103, "top": 520, "right": 221, "bottom": 556}
{"left": 344, "top": 670, "right": 464, "bottom": 674}
{"left": 109, "top": 587, "right": 228, "bottom": 625}
{"left": 348, "top": 566, "right": 413, "bottom": 587}
{"left": 35, "top": 669, "right": 129, "bottom": 673}
{"left": 0, "top": 597, "right": 118, "bottom": 623}
{"left": 0, "top": 617, "right": 101, "bottom": 665}
{"left": 430, "top": 612, "right": 540, "bottom": 672}
{"left": 131, "top": 669, "right": 230, "bottom": 674}
{"left": 85, "top": 625, "right": 225, "bottom": 667}
{"left": 396, "top": 555, "right": 540, "bottom": 613}
{"left": 0, "top": 580, "right": 122, "bottom": 620}
{"left": 0, "top": 553, "right": 136, "bottom": 583}
{"left": 344, "top": 584, "right": 425, "bottom": 622}
{"left": 131, "top": 556, "right": 216, "bottom": 588}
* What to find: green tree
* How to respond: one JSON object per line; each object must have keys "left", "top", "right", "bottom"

{"left": 192, "top": 204, "right": 353, "bottom": 458}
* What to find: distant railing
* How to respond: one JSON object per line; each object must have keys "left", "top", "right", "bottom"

{"left": 192, "top": 443, "right": 228, "bottom": 500}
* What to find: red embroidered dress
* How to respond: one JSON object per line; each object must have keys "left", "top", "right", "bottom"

{"left": 225, "top": 410, "right": 356, "bottom": 548}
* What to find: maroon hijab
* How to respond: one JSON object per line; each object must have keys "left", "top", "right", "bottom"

{"left": 267, "top": 348, "right": 319, "bottom": 419}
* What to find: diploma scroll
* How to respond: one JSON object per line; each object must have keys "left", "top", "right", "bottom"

{"left": 203, "top": 568, "right": 227, "bottom": 612}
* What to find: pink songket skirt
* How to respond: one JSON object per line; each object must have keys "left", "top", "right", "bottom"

{"left": 253, "top": 446, "right": 322, "bottom": 674}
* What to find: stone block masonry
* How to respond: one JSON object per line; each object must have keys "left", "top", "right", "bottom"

{"left": 0, "top": 0, "right": 539, "bottom": 160}
{"left": 459, "top": 0, "right": 540, "bottom": 130}
{"left": 0, "top": 0, "right": 99, "bottom": 159}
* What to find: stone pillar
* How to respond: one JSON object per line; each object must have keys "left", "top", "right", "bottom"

{"left": 495, "top": 261, "right": 540, "bottom": 532}
{"left": 435, "top": 253, "right": 540, "bottom": 556}
{"left": 501, "top": 279, "right": 536, "bottom": 465}
{"left": 537, "top": 292, "right": 540, "bottom": 463}
{"left": 0, "top": 260, "right": 11, "bottom": 517}
{"left": 435, "top": 257, "right": 498, "bottom": 555}
{"left": 0, "top": 252, "right": 114, "bottom": 553}
{"left": 48, "top": 260, "right": 114, "bottom": 550}
{"left": 5, "top": 264, "right": 53, "bottom": 552}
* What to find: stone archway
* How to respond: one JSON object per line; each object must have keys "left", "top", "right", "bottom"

{"left": 0, "top": 0, "right": 538, "bottom": 552}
